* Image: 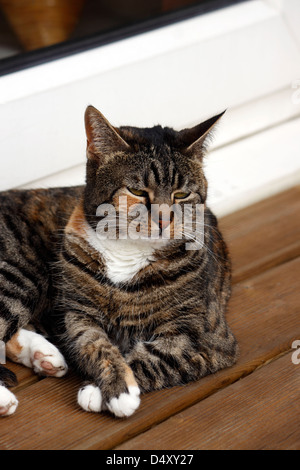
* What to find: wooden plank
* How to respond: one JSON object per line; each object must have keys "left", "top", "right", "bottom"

{"left": 220, "top": 186, "right": 300, "bottom": 283}
{"left": 117, "top": 353, "right": 300, "bottom": 450}
{"left": 0, "top": 257, "right": 299, "bottom": 450}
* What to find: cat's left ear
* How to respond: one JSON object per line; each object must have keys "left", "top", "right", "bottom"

{"left": 179, "top": 110, "right": 226, "bottom": 157}
{"left": 84, "top": 105, "right": 130, "bottom": 161}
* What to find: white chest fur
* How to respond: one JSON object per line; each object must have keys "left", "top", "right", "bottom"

{"left": 84, "top": 223, "right": 162, "bottom": 284}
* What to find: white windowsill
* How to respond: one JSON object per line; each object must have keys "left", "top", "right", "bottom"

{"left": 0, "top": 0, "right": 299, "bottom": 216}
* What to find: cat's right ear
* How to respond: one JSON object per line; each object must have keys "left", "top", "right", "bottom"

{"left": 179, "top": 110, "right": 226, "bottom": 158}
{"left": 84, "top": 106, "right": 130, "bottom": 161}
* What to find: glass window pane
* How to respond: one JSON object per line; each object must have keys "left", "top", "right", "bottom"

{"left": 0, "top": 0, "right": 245, "bottom": 72}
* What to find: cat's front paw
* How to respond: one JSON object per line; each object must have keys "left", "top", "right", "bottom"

{"left": 77, "top": 383, "right": 140, "bottom": 418}
{"left": 106, "top": 385, "right": 140, "bottom": 418}
{"left": 77, "top": 364, "right": 141, "bottom": 418}
{"left": 31, "top": 348, "right": 68, "bottom": 378}
{"left": 8, "top": 329, "right": 68, "bottom": 378}
{"left": 77, "top": 384, "right": 102, "bottom": 413}
{"left": 0, "top": 386, "right": 18, "bottom": 417}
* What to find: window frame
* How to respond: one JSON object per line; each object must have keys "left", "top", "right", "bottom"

{"left": 0, "top": 0, "right": 299, "bottom": 216}
{"left": 0, "top": 0, "right": 247, "bottom": 77}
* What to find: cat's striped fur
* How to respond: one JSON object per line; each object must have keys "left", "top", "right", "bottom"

{"left": 0, "top": 106, "right": 238, "bottom": 417}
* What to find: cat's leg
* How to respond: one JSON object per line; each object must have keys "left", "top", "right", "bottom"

{"left": 0, "top": 216, "right": 54, "bottom": 415}
{"left": 0, "top": 267, "right": 45, "bottom": 416}
{"left": 126, "top": 318, "right": 239, "bottom": 392}
{"left": 0, "top": 255, "right": 49, "bottom": 344}
{"left": 78, "top": 365, "right": 140, "bottom": 418}
{"left": 6, "top": 328, "right": 68, "bottom": 377}
{"left": 0, "top": 365, "right": 18, "bottom": 417}
{"left": 0, "top": 268, "right": 42, "bottom": 416}
{"left": 60, "top": 313, "right": 140, "bottom": 417}
{"left": 0, "top": 386, "right": 18, "bottom": 417}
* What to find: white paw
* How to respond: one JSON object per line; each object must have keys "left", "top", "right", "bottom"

{"left": 18, "top": 329, "right": 68, "bottom": 377}
{"left": 107, "top": 386, "right": 141, "bottom": 418}
{"left": 0, "top": 386, "right": 18, "bottom": 417}
{"left": 78, "top": 384, "right": 102, "bottom": 413}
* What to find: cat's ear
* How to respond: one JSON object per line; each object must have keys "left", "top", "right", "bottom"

{"left": 85, "top": 106, "right": 130, "bottom": 160}
{"left": 179, "top": 110, "right": 226, "bottom": 157}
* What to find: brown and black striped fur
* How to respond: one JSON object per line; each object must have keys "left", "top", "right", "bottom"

{"left": 0, "top": 106, "right": 238, "bottom": 408}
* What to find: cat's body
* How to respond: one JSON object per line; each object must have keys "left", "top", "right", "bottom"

{"left": 0, "top": 106, "right": 238, "bottom": 417}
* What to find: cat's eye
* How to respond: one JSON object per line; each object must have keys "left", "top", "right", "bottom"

{"left": 128, "top": 187, "right": 148, "bottom": 198}
{"left": 174, "top": 192, "right": 191, "bottom": 200}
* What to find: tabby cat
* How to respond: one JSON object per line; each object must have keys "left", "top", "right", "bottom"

{"left": 0, "top": 106, "right": 238, "bottom": 418}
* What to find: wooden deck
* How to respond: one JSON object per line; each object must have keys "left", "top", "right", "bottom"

{"left": 0, "top": 186, "right": 299, "bottom": 450}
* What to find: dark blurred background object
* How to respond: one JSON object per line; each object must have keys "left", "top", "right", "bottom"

{"left": 0, "top": 0, "right": 85, "bottom": 51}
{"left": 0, "top": 0, "right": 208, "bottom": 58}
{"left": 162, "top": 0, "right": 200, "bottom": 11}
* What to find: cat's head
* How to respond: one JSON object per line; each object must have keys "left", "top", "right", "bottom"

{"left": 83, "top": 105, "right": 224, "bottom": 245}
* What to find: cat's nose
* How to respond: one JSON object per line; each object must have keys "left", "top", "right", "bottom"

{"left": 159, "top": 211, "right": 174, "bottom": 231}
{"left": 159, "top": 218, "right": 170, "bottom": 231}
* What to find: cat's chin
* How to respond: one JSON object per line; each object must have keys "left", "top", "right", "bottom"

{"left": 140, "top": 237, "right": 171, "bottom": 247}
{"left": 112, "top": 236, "right": 183, "bottom": 250}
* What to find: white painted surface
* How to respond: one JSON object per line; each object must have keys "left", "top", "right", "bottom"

{"left": 0, "top": 0, "right": 300, "bottom": 215}
{"left": 21, "top": 117, "right": 300, "bottom": 217}
{"left": 265, "top": 0, "right": 300, "bottom": 48}
{"left": 0, "top": 1, "right": 283, "bottom": 105}
{"left": 206, "top": 117, "right": 300, "bottom": 215}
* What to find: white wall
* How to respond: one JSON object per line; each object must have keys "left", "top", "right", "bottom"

{"left": 0, "top": 0, "right": 300, "bottom": 215}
